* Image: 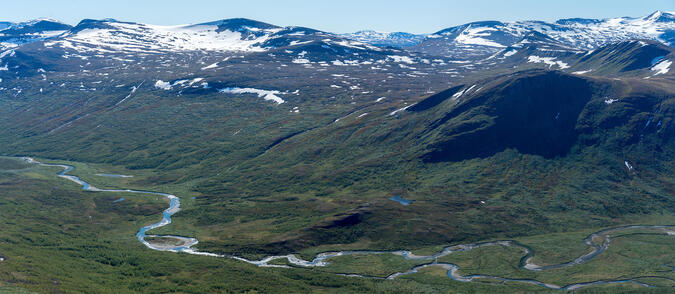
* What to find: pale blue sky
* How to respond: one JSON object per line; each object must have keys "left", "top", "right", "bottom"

{"left": 1, "top": 0, "right": 673, "bottom": 34}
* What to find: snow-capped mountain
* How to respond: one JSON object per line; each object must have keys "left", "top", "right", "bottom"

{"left": 37, "top": 18, "right": 384, "bottom": 55}
{"left": 0, "top": 11, "right": 673, "bottom": 83}
{"left": 51, "top": 18, "right": 282, "bottom": 53}
{"left": 0, "top": 16, "right": 441, "bottom": 89}
{"left": 484, "top": 31, "right": 584, "bottom": 68}
{"left": 340, "top": 30, "right": 426, "bottom": 47}
{"left": 410, "top": 10, "right": 675, "bottom": 59}
{"left": 0, "top": 18, "right": 71, "bottom": 51}
{"left": 3, "top": 11, "right": 673, "bottom": 60}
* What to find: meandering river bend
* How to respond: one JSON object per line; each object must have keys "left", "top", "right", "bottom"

{"left": 23, "top": 157, "right": 674, "bottom": 290}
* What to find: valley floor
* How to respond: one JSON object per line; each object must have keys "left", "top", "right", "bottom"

{"left": 0, "top": 156, "right": 673, "bottom": 293}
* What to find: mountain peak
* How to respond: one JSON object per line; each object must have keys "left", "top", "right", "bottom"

{"left": 643, "top": 10, "right": 675, "bottom": 22}
{"left": 33, "top": 17, "right": 62, "bottom": 22}
{"left": 195, "top": 18, "right": 279, "bottom": 31}
{"left": 4, "top": 18, "right": 71, "bottom": 30}
{"left": 69, "top": 18, "right": 124, "bottom": 34}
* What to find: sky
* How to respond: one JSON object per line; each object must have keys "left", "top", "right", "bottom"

{"left": 1, "top": 0, "right": 673, "bottom": 34}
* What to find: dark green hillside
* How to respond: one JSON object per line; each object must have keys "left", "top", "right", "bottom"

{"left": 587, "top": 41, "right": 669, "bottom": 69}
{"left": 571, "top": 40, "right": 674, "bottom": 76}
{"left": 421, "top": 71, "right": 594, "bottom": 162}
{"left": 179, "top": 70, "right": 673, "bottom": 255}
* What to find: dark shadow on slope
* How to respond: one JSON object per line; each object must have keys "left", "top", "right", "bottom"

{"left": 225, "top": 212, "right": 371, "bottom": 255}
{"left": 423, "top": 71, "right": 593, "bottom": 162}
{"left": 265, "top": 128, "right": 315, "bottom": 152}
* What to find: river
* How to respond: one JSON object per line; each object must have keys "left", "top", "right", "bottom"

{"left": 22, "top": 157, "right": 674, "bottom": 290}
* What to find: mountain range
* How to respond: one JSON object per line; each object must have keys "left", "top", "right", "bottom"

{"left": 407, "top": 10, "right": 675, "bottom": 58}
{"left": 2, "top": 10, "right": 674, "bottom": 54}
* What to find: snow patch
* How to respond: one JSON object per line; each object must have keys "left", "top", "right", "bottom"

{"left": 389, "top": 105, "right": 411, "bottom": 116}
{"left": 116, "top": 82, "right": 143, "bottom": 105}
{"left": 604, "top": 98, "right": 618, "bottom": 104}
{"left": 218, "top": 87, "right": 285, "bottom": 104}
{"left": 572, "top": 70, "right": 592, "bottom": 75}
{"left": 503, "top": 49, "right": 518, "bottom": 57}
{"left": 387, "top": 55, "right": 415, "bottom": 64}
{"left": 454, "top": 26, "right": 505, "bottom": 47}
{"left": 624, "top": 161, "right": 634, "bottom": 171}
{"left": 651, "top": 59, "right": 671, "bottom": 75}
{"left": 527, "top": 56, "right": 570, "bottom": 69}
{"left": 452, "top": 85, "right": 474, "bottom": 100}
{"left": 292, "top": 58, "right": 310, "bottom": 64}
{"left": 201, "top": 62, "right": 219, "bottom": 70}
{"left": 154, "top": 80, "right": 171, "bottom": 90}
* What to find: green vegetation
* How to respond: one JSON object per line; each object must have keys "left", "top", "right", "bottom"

{"left": 286, "top": 226, "right": 675, "bottom": 291}
{"left": 0, "top": 158, "right": 30, "bottom": 170}
{"left": 435, "top": 228, "right": 675, "bottom": 287}
{"left": 1, "top": 66, "right": 672, "bottom": 260}
{"left": 0, "top": 158, "right": 372, "bottom": 293}
{"left": 315, "top": 254, "right": 426, "bottom": 277}
{"left": 2, "top": 157, "right": 672, "bottom": 292}
{"left": 394, "top": 266, "right": 549, "bottom": 293}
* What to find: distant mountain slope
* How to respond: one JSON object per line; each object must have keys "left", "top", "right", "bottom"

{"left": 38, "top": 18, "right": 384, "bottom": 54}
{"left": 340, "top": 30, "right": 427, "bottom": 47}
{"left": 410, "top": 10, "right": 675, "bottom": 59}
{"left": 488, "top": 39, "right": 675, "bottom": 78}
{"left": 0, "top": 18, "right": 71, "bottom": 51}
{"left": 569, "top": 40, "right": 675, "bottom": 76}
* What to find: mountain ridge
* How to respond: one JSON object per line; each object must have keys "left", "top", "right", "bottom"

{"left": 3, "top": 10, "right": 673, "bottom": 55}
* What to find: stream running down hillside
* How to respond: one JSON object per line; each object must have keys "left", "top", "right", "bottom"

{"left": 24, "top": 157, "right": 675, "bottom": 290}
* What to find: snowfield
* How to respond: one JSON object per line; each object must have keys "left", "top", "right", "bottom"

{"left": 503, "top": 49, "right": 518, "bottom": 57}
{"left": 527, "top": 55, "right": 570, "bottom": 69}
{"left": 453, "top": 26, "right": 505, "bottom": 47}
{"left": 218, "top": 87, "right": 286, "bottom": 104}
{"left": 154, "top": 80, "right": 172, "bottom": 90}
{"left": 45, "top": 21, "right": 274, "bottom": 54}
{"left": 387, "top": 55, "right": 415, "bottom": 64}
{"left": 651, "top": 59, "right": 671, "bottom": 75}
